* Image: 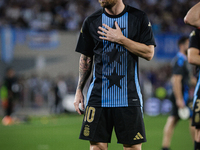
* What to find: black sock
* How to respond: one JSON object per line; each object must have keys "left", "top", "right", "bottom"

{"left": 195, "top": 141, "right": 200, "bottom": 150}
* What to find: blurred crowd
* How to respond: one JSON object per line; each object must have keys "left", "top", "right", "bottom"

{"left": 0, "top": 68, "right": 77, "bottom": 115}
{"left": 0, "top": 0, "right": 198, "bottom": 33}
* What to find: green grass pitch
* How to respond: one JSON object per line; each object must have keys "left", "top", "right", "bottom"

{"left": 0, "top": 114, "right": 193, "bottom": 150}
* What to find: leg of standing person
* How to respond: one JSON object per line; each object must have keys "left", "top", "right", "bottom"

{"left": 90, "top": 142, "right": 108, "bottom": 150}
{"left": 190, "top": 119, "right": 195, "bottom": 141}
{"left": 89, "top": 141, "right": 142, "bottom": 150}
{"left": 194, "top": 128, "right": 200, "bottom": 150}
{"left": 6, "top": 98, "right": 13, "bottom": 116}
{"left": 123, "top": 143, "right": 142, "bottom": 150}
{"left": 161, "top": 116, "right": 179, "bottom": 150}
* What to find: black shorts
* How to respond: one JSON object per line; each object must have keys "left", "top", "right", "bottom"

{"left": 79, "top": 106, "right": 146, "bottom": 145}
{"left": 170, "top": 95, "right": 193, "bottom": 118}
{"left": 192, "top": 80, "right": 200, "bottom": 129}
{"left": 192, "top": 98, "right": 200, "bottom": 129}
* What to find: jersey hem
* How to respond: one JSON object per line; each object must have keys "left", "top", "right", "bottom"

{"left": 86, "top": 104, "right": 142, "bottom": 107}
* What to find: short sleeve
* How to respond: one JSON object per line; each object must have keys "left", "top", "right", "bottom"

{"left": 172, "top": 59, "right": 185, "bottom": 75}
{"left": 139, "top": 13, "right": 156, "bottom": 46}
{"left": 189, "top": 29, "right": 200, "bottom": 49}
{"left": 75, "top": 18, "right": 95, "bottom": 57}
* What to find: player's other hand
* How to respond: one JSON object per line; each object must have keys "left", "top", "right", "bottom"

{"left": 74, "top": 90, "right": 85, "bottom": 115}
{"left": 176, "top": 99, "right": 185, "bottom": 109}
{"left": 98, "top": 21, "right": 125, "bottom": 43}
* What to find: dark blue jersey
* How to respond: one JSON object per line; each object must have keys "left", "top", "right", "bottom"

{"left": 75, "top": 5, "right": 156, "bottom": 107}
{"left": 171, "top": 52, "right": 190, "bottom": 102}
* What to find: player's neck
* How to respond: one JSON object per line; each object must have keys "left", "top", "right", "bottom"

{"left": 105, "top": 2, "right": 125, "bottom": 16}
{"left": 179, "top": 50, "right": 186, "bottom": 56}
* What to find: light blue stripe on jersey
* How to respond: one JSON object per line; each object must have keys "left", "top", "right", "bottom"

{"left": 86, "top": 65, "right": 96, "bottom": 106}
{"left": 135, "top": 62, "right": 143, "bottom": 107}
{"left": 193, "top": 72, "right": 200, "bottom": 107}
{"left": 101, "top": 12, "right": 128, "bottom": 107}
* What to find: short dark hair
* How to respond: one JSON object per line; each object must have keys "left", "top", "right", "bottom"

{"left": 178, "top": 36, "right": 189, "bottom": 47}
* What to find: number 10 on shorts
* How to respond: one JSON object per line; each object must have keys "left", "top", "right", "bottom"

{"left": 84, "top": 106, "right": 96, "bottom": 123}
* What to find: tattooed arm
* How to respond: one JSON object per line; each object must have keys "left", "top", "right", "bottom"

{"left": 74, "top": 54, "right": 93, "bottom": 115}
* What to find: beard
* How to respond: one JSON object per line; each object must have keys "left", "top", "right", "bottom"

{"left": 99, "top": 0, "right": 117, "bottom": 9}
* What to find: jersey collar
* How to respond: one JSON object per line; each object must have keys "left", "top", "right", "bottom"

{"left": 103, "top": 5, "right": 128, "bottom": 18}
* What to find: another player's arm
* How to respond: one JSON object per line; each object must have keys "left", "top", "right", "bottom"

{"left": 98, "top": 22, "right": 154, "bottom": 61}
{"left": 74, "top": 54, "right": 93, "bottom": 115}
{"left": 188, "top": 48, "right": 200, "bottom": 66}
{"left": 184, "top": 2, "right": 200, "bottom": 28}
{"left": 172, "top": 75, "right": 185, "bottom": 108}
